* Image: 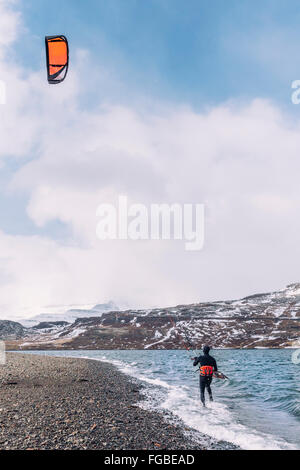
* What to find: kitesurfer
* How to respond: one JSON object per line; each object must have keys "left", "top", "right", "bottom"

{"left": 193, "top": 345, "right": 218, "bottom": 407}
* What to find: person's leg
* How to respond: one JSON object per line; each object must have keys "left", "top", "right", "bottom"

{"left": 206, "top": 377, "right": 213, "bottom": 401}
{"left": 200, "top": 377, "right": 206, "bottom": 406}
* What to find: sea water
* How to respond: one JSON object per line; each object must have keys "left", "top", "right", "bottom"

{"left": 24, "top": 349, "right": 300, "bottom": 450}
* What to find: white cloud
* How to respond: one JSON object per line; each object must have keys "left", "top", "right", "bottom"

{"left": 1, "top": 1, "right": 300, "bottom": 318}
{"left": 0, "top": 0, "right": 21, "bottom": 51}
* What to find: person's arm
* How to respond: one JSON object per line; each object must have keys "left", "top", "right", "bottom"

{"left": 213, "top": 358, "right": 218, "bottom": 372}
{"left": 193, "top": 356, "right": 200, "bottom": 367}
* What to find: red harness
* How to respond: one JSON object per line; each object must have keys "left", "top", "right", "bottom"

{"left": 200, "top": 365, "right": 213, "bottom": 377}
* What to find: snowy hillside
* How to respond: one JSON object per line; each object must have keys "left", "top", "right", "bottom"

{"left": 3, "top": 285, "right": 300, "bottom": 350}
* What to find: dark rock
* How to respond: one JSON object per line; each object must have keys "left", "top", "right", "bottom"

{"left": 0, "top": 321, "right": 25, "bottom": 340}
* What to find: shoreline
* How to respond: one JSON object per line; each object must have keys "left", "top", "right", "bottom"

{"left": 0, "top": 353, "right": 235, "bottom": 450}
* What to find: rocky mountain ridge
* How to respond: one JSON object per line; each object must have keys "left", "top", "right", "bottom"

{"left": 2, "top": 284, "right": 300, "bottom": 350}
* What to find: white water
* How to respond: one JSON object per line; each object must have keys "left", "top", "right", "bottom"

{"left": 25, "top": 350, "right": 300, "bottom": 450}
{"left": 94, "top": 354, "right": 296, "bottom": 450}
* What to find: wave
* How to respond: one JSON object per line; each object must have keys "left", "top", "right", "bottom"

{"left": 87, "top": 353, "right": 297, "bottom": 450}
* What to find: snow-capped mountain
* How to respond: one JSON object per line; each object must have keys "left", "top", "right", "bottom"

{"left": 19, "top": 301, "right": 119, "bottom": 328}
{"left": 3, "top": 285, "right": 300, "bottom": 350}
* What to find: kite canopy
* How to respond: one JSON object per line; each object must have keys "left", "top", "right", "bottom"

{"left": 45, "top": 35, "right": 69, "bottom": 84}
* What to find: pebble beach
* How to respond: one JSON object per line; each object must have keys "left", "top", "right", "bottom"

{"left": 0, "top": 353, "right": 214, "bottom": 450}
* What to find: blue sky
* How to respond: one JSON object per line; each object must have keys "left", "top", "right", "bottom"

{"left": 2, "top": 0, "right": 300, "bottom": 316}
{"left": 16, "top": 0, "right": 300, "bottom": 109}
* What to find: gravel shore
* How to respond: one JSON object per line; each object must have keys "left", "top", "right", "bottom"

{"left": 0, "top": 353, "right": 232, "bottom": 450}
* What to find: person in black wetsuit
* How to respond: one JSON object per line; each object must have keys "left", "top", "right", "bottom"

{"left": 193, "top": 345, "right": 218, "bottom": 407}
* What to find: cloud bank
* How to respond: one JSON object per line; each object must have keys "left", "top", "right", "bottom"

{"left": 0, "top": 0, "right": 300, "bottom": 318}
